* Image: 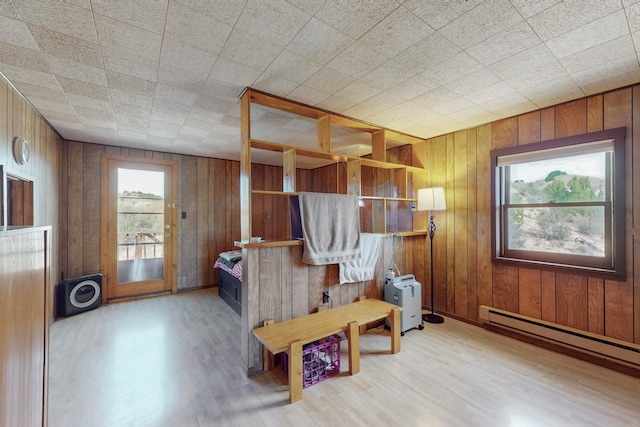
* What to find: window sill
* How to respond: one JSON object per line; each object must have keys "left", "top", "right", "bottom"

{"left": 492, "top": 256, "right": 626, "bottom": 281}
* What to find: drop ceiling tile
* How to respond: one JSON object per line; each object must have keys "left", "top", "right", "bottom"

{"left": 0, "top": 64, "right": 59, "bottom": 90}
{"left": 626, "top": 3, "right": 640, "bottom": 31}
{"left": 510, "top": 0, "right": 562, "bottom": 19}
{"left": 326, "top": 42, "right": 388, "bottom": 79}
{"left": 94, "top": 13, "right": 162, "bottom": 62}
{"left": 252, "top": 75, "right": 298, "bottom": 96}
{"left": 337, "top": 80, "right": 384, "bottom": 104}
{"left": 39, "top": 108, "right": 79, "bottom": 123}
{"left": 220, "top": 28, "right": 283, "bottom": 70}
{"left": 102, "top": 48, "right": 158, "bottom": 82}
{"left": 394, "top": 31, "right": 461, "bottom": 73}
{"left": 13, "top": 0, "right": 97, "bottom": 43}
{"left": 179, "top": 126, "right": 210, "bottom": 138}
{"left": 174, "top": 0, "right": 245, "bottom": 26}
{"left": 286, "top": 18, "right": 354, "bottom": 64}
{"left": 149, "top": 128, "right": 178, "bottom": 139}
{"left": 0, "top": 41, "right": 50, "bottom": 72}
{"left": 106, "top": 70, "right": 156, "bottom": 97}
{"left": 444, "top": 68, "right": 501, "bottom": 96}
{"left": 518, "top": 75, "right": 584, "bottom": 108}
{"left": 546, "top": 10, "right": 629, "bottom": 59}
{"left": 314, "top": 0, "right": 401, "bottom": 39}
{"left": 423, "top": 51, "right": 483, "bottom": 85}
{"left": 154, "top": 84, "right": 198, "bottom": 107}
{"left": 45, "top": 55, "right": 107, "bottom": 86}
{"left": 316, "top": 93, "right": 361, "bottom": 113}
{"left": 262, "top": 49, "right": 323, "bottom": 84}
{"left": 76, "top": 105, "right": 114, "bottom": 122}
{"left": 114, "top": 114, "right": 149, "bottom": 128}
{"left": 285, "top": 0, "right": 326, "bottom": 15}
{"left": 0, "top": 1, "right": 20, "bottom": 19}
{"left": 113, "top": 103, "right": 152, "bottom": 121}
{"left": 14, "top": 81, "right": 67, "bottom": 104}
{"left": 92, "top": 0, "right": 167, "bottom": 34}
{"left": 359, "top": 60, "right": 416, "bottom": 91}
{"left": 303, "top": 65, "right": 356, "bottom": 93}
{"left": 210, "top": 57, "right": 261, "bottom": 87}
{"left": 157, "top": 65, "right": 206, "bottom": 93}
{"left": 149, "top": 120, "right": 181, "bottom": 133}
{"left": 164, "top": 1, "right": 231, "bottom": 54}
{"left": 151, "top": 107, "right": 188, "bottom": 126}
{"left": 466, "top": 21, "right": 541, "bottom": 66}
{"left": 465, "top": 81, "right": 519, "bottom": 106}
{"left": 28, "top": 24, "right": 102, "bottom": 68}
{"left": 58, "top": 77, "right": 109, "bottom": 100}
{"left": 67, "top": 93, "right": 112, "bottom": 114}
{"left": 160, "top": 39, "right": 217, "bottom": 77}
{"left": 527, "top": 0, "right": 622, "bottom": 41}
{"left": 560, "top": 36, "right": 636, "bottom": 75}
{"left": 431, "top": 95, "right": 477, "bottom": 116}
{"left": 193, "top": 94, "right": 237, "bottom": 115}
{"left": 403, "top": 0, "right": 480, "bottom": 30}
{"left": 0, "top": 15, "right": 38, "bottom": 49}
{"left": 110, "top": 90, "right": 153, "bottom": 110}
{"left": 482, "top": 92, "right": 537, "bottom": 117}
{"left": 200, "top": 79, "right": 244, "bottom": 103}
{"left": 287, "top": 84, "right": 329, "bottom": 105}
{"left": 386, "top": 75, "right": 438, "bottom": 100}
{"left": 359, "top": 6, "right": 434, "bottom": 57}
{"left": 571, "top": 54, "right": 640, "bottom": 95}
{"left": 439, "top": 1, "right": 523, "bottom": 50}
{"left": 344, "top": 91, "right": 405, "bottom": 120}
{"left": 236, "top": 0, "right": 310, "bottom": 47}
{"left": 450, "top": 104, "right": 500, "bottom": 128}
{"left": 489, "top": 43, "right": 558, "bottom": 82}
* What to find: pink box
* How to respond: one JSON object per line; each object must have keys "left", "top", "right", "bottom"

{"left": 282, "top": 334, "right": 341, "bottom": 388}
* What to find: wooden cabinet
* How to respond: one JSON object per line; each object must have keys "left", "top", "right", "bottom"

{"left": 239, "top": 89, "right": 427, "bottom": 243}
{"left": 0, "top": 226, "right": 51, "bottom": 427}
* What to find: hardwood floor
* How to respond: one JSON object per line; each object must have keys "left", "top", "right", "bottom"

{"left": 48, "top": 289, "right": 640, "bottom": 427}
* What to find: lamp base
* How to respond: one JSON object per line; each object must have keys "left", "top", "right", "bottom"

{"left": 422, "top": 313, "right": 444, "bottom": 324}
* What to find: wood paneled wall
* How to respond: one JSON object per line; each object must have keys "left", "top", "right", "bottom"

{"left": 0, "top": 77, "right": 61, "bottom": 321}
{"left": 59, "top": 142, "right": 240, "bottom": 291}
{"left": 421, "top": 85, "right": 640, "bottom": 346}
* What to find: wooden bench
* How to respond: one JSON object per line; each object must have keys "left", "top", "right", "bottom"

{"left": 252, "top": 298, "right": 402, "bottom": 403}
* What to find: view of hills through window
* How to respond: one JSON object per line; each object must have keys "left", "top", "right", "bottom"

{"left": 506, "top": 151, "right": 607, "bottom": 257}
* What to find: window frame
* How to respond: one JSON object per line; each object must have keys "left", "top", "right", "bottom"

{"left": 491, "top": 127, "right": 626, "bottom": 280}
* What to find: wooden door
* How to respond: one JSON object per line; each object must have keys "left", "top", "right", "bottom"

{"left": 102, "top": 155, "right": 177, "bottom": 301}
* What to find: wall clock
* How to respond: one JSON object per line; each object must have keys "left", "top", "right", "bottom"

{"left": 13, "top": 137, "right": 30, "bottom": 165}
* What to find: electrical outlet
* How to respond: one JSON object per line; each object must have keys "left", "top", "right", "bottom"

{"left": 322, "top": 291, "right": 329, "bottom": 304}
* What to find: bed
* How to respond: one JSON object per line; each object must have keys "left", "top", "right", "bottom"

{"left": 214, "top": 251, "right": 242, "bottom": 315}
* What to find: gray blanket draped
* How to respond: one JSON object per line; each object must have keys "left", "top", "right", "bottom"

{"left": 298, "top": 192, "right": 361, "bottom": 265}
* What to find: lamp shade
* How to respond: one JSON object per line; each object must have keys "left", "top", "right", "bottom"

{"left": 417, "top": 187, "right": 446, "bottom": 211}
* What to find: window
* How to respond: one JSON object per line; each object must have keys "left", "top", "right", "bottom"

{"left": 491, "top": 127, "right": 626, "bottom": 279}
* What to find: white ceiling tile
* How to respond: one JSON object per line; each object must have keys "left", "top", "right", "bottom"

{"left": 431, "top": 95, "right": 477, "bottom": 116}
{"left": 315, "top": 0, "right": 401, "bottom": 39}
{"left": 94, "top": 13, "right": 162, "bottom": 62}
{"left": 187, "top": 108, "right": 225, "bottom": 125}
{"left": 160, "top": 39, "right": 217, "bottom": 77}
{"left": 106, "top": 70, "right": 156, "bottom": 97}
{"left": 0, "top": 63, "right": 58, "bottom": 89}
{"left": 401, "top": 0, "right": 481, "bottom": 30}
{"left": 482, "top": 92, "right": 537, "bottom": 117}
{"left": 394, "top": 31, "right": 461, "bottom": 73}
{"left": 326, "top": 42, "right": 388, "bottom": 79}
{"left": 151, "top": 103, "right": 189, "bottom": 126}
{"left": 102, "top": 48, "right": 158, "bottom": 82}
{"left": 114, "top": 114, "right": 149, "bottom": 129}
{"left": 423, "top": 51, "right": 483, "bottom": 85}
{"left": 13, "top": 0, "right": 97, "bottom": 43}
{"left": 359, "top": 6, "right": 434, "bottom": 57}
{"left": 359, "top": 60, "right": 416, "bottom": 91}
{"left": 220, "top": 28, "right": 283, "bottom": 70}
{"left": 464, "top": 81, "right": 518, "bottom": 105}
{"left": 0, "top": 1, "right": 20, "bottom": 19}
{"left": 344, "top": 91, "right": 405, "bottom": 120}
{"left": 164, "top": 1, "right": 231, "bottom": 54}
{"left": 285, "top": 0, "right": 326, "bottom": 15}
{"left": 445, "top": 68, "right": 501, "bottom": 96}
{"left": 113, "top": 102, "right": 152, "bottom": 121}
{"left": 286, "top": 18, "right": 354, "bottom": 64}
{"left": 527, "top": 0, "right": 622, "bottom": 41}
{"left": 489, "top": 43, "right": 558, "bottom": 82}
{"left": 75, "top": 105, "right": 114, "bottom": 123}
{"left": 517, "top": 76, "right": 584, "bottom": 108}
{"left": 157, "top": 65, "right": 206, "bottom": 92}
{"left": 262, "top": 49, "right": 323, "bottom": 84}
{"left": 287, "top": 85, "right": 329, "bottom": 105}
{"left": 210, "top": 57, "right": 261, "bottom": 88}
{"left": 560, "top": 36, "right": 636, "bottom": 75}
{"left": 510, "top": 0, "right": 562, "bottom": 19}
{"left": 466, "top": 21, "right": 542, "bottom": 66}
{"left": 15, "top": 81, "right": 67, "bottom": 103}
{"left": 303, "top": 66, "right": 356, "bottom": 93}
{"left": 200, "top": 79, "right": 244, "bottom": 103}
{"left": 28, "top": 25, "right": 103, "bottom": 68}
{"left": 386, "top": 75, "right": 438, "bottom": 100}
{"left": 0, "top": 42, "right": 50, "bottom": 73}
{"left": 92, "top": 0, "right": 167, "bottom": 34}
{"left": 110, "top": 90, "right": 153, "bottom": 110}
{"left": 571, "top": 54, "right": 640, "bottom": 95}
{"left": 251, "top": 75, "right": 298, "bottom": 95}
{"left": 45, "top": 55, "right": 107, "bottom": 86}
{"left": 440, "top": 1, "right": 523, "bottom": 50}
{"left": 193, "top": 94, "right": 237, "bottom": 115}
{"left": 0, "top": 15, "right": 38, "bottom": 49}
{"left": 58, "top": 76, "right": 109, "bottom": 100}
{"left": 546, "top": 10, "right": 629, "bottom": 59}
{"left": 626, "top": 3, "right": 640, "bottom": 31}
{"left": 155, "top": 84, "right": 199, "bottom": 107}
{"left": 236, "top": 0, "right": 311, "bottom": 47}
{"left": 174, "top": 0, "right": 245, "bottom": 26}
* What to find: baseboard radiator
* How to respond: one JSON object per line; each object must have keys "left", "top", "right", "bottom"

{"left": 479, "top": 305, "right": 640, "bottom": 368}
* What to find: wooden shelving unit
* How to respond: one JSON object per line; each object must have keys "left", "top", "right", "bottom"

{"left": 239, "top": 89, "right": 427, "bottom": 243}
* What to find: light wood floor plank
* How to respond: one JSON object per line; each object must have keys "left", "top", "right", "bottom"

{"left": 48, "top": 289, "right": 640, "bottom": 426}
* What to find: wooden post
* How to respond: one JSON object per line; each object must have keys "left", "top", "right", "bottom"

{"left": 288, "top": 339, "right": 303, "bottom": 403}
{"left": 346, "top": 320, "right": 360, "bottom": 375}
{"left": 389, "top": 307, "right": 402, "bottom": 354}
{"left": 262, "top": 319, "right": 274, "bottom": 371}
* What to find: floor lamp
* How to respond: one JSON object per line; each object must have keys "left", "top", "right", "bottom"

{"left": 418, "top": 187, "right": 446, "bottom": 324}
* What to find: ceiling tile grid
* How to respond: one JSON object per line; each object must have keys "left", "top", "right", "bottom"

{"left": 0, "top": 0, "right": 639, "bottom": 160}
